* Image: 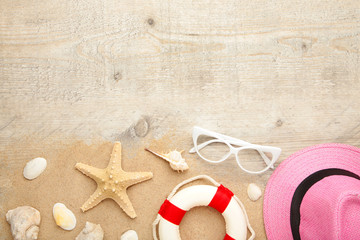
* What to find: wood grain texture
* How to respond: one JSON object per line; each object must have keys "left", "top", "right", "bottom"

{"left": 1, "top": 0, "right": 360, "bottom": 239}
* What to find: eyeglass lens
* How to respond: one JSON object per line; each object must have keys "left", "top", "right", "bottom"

{"left": 236, "top": 148, "right": 273, "bottom": 172}
{"left": 196, "top": 135, "right": 230, "bottom": 162}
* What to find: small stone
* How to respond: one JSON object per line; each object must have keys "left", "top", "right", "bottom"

{"left": 120, "top": 230, "right": 138, "bottom": 240}
{"left": 53, "top": 203, "right": 76, "bottom": 231}
{"left": 134, "top": 118, "right": 149, "bottom": 137}
{"left": 247, "top": 183, "right": 262, "bottom": 202}
{"left": 23, "top": 157, "right": 47, "bottom": 180}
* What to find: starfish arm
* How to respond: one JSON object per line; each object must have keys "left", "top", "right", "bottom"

{"left": 108, "top": 142, "right": 123, "bottom": 169}
{"left": 112, "top": 191, "right": 137, "bottom": 218}
{"left": 123, "top": 171, "right": 153, "bottom": 187}
{"left": 75, "top": 163, "right": 103, "bottom": 181}
{"left": 80, "top": 187, "right": 106, "bottom": 212}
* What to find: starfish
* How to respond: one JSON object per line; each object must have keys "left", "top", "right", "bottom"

{"left": 75, "top": 141, "right": 153, "bottom": 218}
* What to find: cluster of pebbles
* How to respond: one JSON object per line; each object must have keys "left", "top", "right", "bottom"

{"left": 6, "top": 157, "right": 138, "bottom": 240}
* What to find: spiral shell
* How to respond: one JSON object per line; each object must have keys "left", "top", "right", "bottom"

{"left": 145, "top": 148, "right": 189, "bottom": 172}
{"left": 76, "top": 222, "right": 104, "bottom": 240}
{"left": 6, "top": 206, "right": 41, "bottom": 240}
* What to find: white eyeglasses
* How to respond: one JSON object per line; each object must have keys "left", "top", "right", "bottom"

{"left": 189, "top": 126, "right": 281, "bottom": 174}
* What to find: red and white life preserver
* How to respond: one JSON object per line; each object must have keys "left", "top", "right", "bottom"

{"left": 152, "top": 175, "right": 255, "bottom": 240}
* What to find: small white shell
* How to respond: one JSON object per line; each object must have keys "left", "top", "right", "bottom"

{"left": 146, "top": 148, "right": 189, "bottom": 172}
{"left": 120, "top": 230, "right": 138, "bottom": 240}
{"left": 23, "top": 157, "right": 47, "bottom": 180}
{"left": 247, "top": 183, "right": 262, "bottom": 201}
{"left": 53, "top": 203, "right": 76, "bottom": 231}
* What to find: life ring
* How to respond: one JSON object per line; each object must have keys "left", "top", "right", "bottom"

{"left": 152, "top": 175, "right": 255, "bottom": 240}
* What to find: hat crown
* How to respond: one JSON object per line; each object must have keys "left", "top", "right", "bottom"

{"left": 299, "top": 175, "right": 360, "bottom": 239}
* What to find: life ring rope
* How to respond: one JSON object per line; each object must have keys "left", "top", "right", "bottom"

{"left": 152, "top": 175, "right": 255, "bottom": 240}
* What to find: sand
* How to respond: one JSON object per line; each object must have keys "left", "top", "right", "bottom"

{"left": 0, "top": 130, "right": 267, "bottom": 239}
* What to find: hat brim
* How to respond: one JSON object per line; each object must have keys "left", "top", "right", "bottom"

{"left": 263, "top": 143, "right": 360, "bottom": 240}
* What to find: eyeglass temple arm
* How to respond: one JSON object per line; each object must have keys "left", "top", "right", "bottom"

{"left": 257, "top": 149, "right": 274, "bottom": 169}
{"left": 189, "top": 139, "right": 220, "bottom": 153}
{"left": 189, "top": 139, "right": 275, "bottom": 169}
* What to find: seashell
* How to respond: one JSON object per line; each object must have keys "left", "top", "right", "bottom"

{"left": 145, "top": 148, "right": 189, "bottom": 172}
{"left": 6, "top": 206, "right": 41, "bottom": 240}
{"left": 53, "top": 203, "right": 76, "bottom": 231}
{"left": 23, "top": 157, "right": 47, "bottom": 180}
{"left": 247, "top": 183, "right": 262, "bottom": 201}
{"left": 120, "top": 230, "right": 138, "bottom": 240}
{"left": 76, "top": 221, "right": 104, "bottom": 240}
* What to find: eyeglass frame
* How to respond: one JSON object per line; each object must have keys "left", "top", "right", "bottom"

{"left": 189, "top": 126, "right": 282, "bottom": 174}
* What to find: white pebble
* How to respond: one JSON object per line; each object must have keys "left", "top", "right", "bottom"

{"left": 23, "top": 157, "right": 47, "bottom": 180}
{"left": 120, "top": 230, "right": 138, "bottom": 240}
{"left": 247, "top": 183, "right": 262, "bottom": 201}
{"left": 53, "top": 203, "right": 76, "bottom": 231}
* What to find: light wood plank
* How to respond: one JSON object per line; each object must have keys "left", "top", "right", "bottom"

{"left": 1, "top": 0, "right": 360, "bottom": 239}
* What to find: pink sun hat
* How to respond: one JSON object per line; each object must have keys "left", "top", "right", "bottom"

{"left": 263, "top": 143, "right": 360, "bottom": 240}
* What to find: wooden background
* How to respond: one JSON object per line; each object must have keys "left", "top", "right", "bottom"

{"left": 1, "top": 0, "right": 360, "bottom": 239}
